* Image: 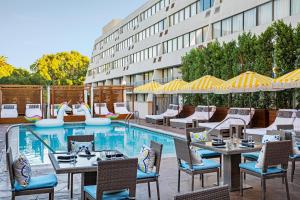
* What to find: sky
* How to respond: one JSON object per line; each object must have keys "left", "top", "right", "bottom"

{"left": 0, "top": 0, "right": 147, "bottom": 69}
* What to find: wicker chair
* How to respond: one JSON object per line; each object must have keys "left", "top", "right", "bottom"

{"left": 174, "top": 185, "right": 230, "bottom": 200}
{"left": 240, "top": 140, "right": 292, "bottom": 200}
{"left": 6, "top": 147, "right": 57, "bottom": 200}
{"left": 186, "top": 127, "right": 222, "bottom": 176}
{"left": 174, "top": 138, "right": 220, "bottom": 192}
{"left": 67, "top": 135, "right": 95, "bottom": 198}
{"left": 83, "top": 158, "right": 138, "bottom": 200}
{"left": 137, "top": 141, "right": 163, "bottom": 200}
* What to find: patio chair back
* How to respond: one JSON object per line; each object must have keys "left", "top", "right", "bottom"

{"left": 6, "top": 147, "right": 15, "bottom": 190}
{"left": 96, "top": 158, "right": 138, "bottom": 199}
{"left": 174, "top": 138, "right": 192, "bottom": 167}
{"left": 150, "top": 141, "right": 163, "bottom": 174}
{"left": 294, "top": 111, "right": 300, "bottom": 132}
{"left": 174, "top": 185, "right": 230, "bottom": 200}
{"left": 262, "top": 140, "right": 292, "bottom": 173}
{"left": 67, "top": 135, "right": 95, "bottom": 152}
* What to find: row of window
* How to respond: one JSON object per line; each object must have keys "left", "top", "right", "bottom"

{"left": 140, "top": 0, "right": 171, "bottom": 22}
{"left": 115, "top": 36, "right": 134, "bottom": 52}
{"left": 136, "top": 19, "right": 166, "bottom": 42}
{"left": 163, "top": 26, "right": 208, "bottom": 54}
{"left": 212, "top": 0, "right": 300, "bottom": 39}
{"left": 169, "top": 0, "right": 214, "bottom": 27}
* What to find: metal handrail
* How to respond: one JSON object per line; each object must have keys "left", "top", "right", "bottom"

{"left": 26, "top": 127, "right": 56, "bottom": 153}
{"left": 205, "top": 117, "right": 247, "bottom": 138}
{"left": 134, "top": 111, "right": 140, "bottom": 124}
{"left": 125, "top": 112, "right": 134, "bottom": 127}
{"left": 5, "top": 124, "right": 23, "bottom": 152}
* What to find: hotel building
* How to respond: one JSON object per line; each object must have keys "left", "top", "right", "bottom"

{"left": 85, "top": 0, "right": 300, "bottom": 117}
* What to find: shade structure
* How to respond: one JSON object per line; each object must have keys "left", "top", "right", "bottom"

{"left": 214, "top": 71, "right": 274, "bottom": 94}
{"left": 134, "top": 81, "right": 162, "bottom": 94}
{"left": 155, "top": 79, "right": 188, "bottom": 94}
{"left": 273, "top": 68, "right": 300, "bottom": 89}
{"left": 179, "top": 75, "right": 225, "bottom": 94}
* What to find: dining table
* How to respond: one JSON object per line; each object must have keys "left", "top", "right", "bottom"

{"left": 191, "top": 139, "right": 262, "bottom": 191}
{"left": 48, "top": 150, "right": 127, "bottom": 200}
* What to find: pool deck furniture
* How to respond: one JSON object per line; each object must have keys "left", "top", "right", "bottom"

{"left": 83, "top": 158, "right": 138, "bottom": 200}
{"left": 25, "top": 104, "right": 42, "bottom": 118}
{"left": 7, "top": 147, "right": 57, "bottom": 200}
{"left": 1, "top": 104, "right": 18, "bottom": 118}
{"left": 93, "top": 103, "right": 110, "bottom": 115}
{"left": 66, "top": 135, "right": 95, "bottom": 198}
{"left": 191, "top": 139, "right": 262, "bottom": 191}
{"left": 137, "top": 141, "right": 163, "bottom": 200}
{"left": 113, "top": 102, "right": 132, "bottom": 114}
{"left": 240, "top": 140, "right": 292, "bottom": 200}
{"left": 174, "top": 138, "right": 220, "bottom": 192}
{"left": 174, "top": 185, "right": 230, "bottom": 200}
{"left": 170, "top": 106, "right": 216, "bottom": 129}
{"left": 49, "top": 150, "right": 127, "bottom": 200}
{"left": 146, "top": 104, "right": 179, "bottom": 125}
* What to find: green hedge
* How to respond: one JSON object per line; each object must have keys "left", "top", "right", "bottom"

{"left": 181, "top": 21, "right": 300, "bottom": 109}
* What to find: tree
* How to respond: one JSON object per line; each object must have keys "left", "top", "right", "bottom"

{"left": 30, "top": 51, "right": 89, "bottom": 85}
{"left": 0, "top": 56, "right": 14, "bottom": 78}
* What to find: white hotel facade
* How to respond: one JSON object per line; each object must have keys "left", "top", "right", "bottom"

{"left": 85, "top": 0, "right": 300, "bottom": 117}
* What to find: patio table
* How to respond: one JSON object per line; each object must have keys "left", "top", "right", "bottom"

{"left": 49, "top": 150, "right": 127, "bottom": 200}
{"left": 191, "top": 140, "right": 262, "bottom": 191}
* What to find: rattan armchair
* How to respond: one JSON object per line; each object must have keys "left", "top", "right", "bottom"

{"left": 174, "top": 185, "right": 230, "bottom": 200}
{"left": 174, "top": 138, "right": 220, "bottom": 192}
{"left": 83, "top": 158, "right": 138, "bottom": 200}
{"left": 240, "top": 140, "right": 292, "bottom": 200}
{"left": 137, "top": 141, "right": 163, "bottom": 200}
{"left": 6, "top": 147, "right": 57, "bottom": 200}
{"left": 67, "top": 135, "right": 95, "bottom": 198}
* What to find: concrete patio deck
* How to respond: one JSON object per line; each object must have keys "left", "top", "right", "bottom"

{"left": 1, "top": 123, "right": 300, "bottom": 200}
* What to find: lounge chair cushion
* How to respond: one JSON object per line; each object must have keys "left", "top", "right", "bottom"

{"left": 181, "top": 159, "right": 220, "bottom": 171}
{"left": 137, "top": 169, "right": 158, "bottom": 179}
{"left": 1, "top": 104, "right": 18, "bottom": 118}
{"left": 245, "top": 128, "right": 267, "bottom": 136}
{"left": 84, "top": 185, "right": 130, "bottom": 200}
{"left": 242, "top": 152, "right": 260, "bottom": 161}
{"left": 13, "top": 154, "right": 32, "bottom": 187}
{"left": 197, "top": 149, "right": 221, "bottom": 158}
{"left": 240, "top": 162, "right": 284, "bottom": 175}
{"left": 14, "top": 174, "right": 57, "bottom": 191}
{"left": 137, "top": 145, "right": 155, "bottom": 173}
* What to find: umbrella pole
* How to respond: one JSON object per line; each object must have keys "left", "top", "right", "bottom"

{"left": 207, "top": 94, "right": 210, "bottom": 120}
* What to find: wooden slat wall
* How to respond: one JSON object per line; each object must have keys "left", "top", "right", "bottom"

{"left": 0, "top": 85, "right": 42, "bottom": 115}
{"left": 50, "top": 86, "right": 87, "bottom": 105}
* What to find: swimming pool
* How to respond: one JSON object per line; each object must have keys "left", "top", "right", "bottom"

{"left": 19, "top": 122, "right": 176, "bottom": 165}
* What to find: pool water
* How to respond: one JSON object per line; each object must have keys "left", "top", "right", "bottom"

{"left": 19, "top": 123, "right": 176, "bottom": 165}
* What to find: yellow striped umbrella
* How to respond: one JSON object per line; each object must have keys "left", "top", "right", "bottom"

{"left": 155, "top": 79, "right": 188, "bottom": 94}
{"left": 134, "top": 81, "right": 162, "bottom": 94}
{"left": 214, "top": 71, "right": 274, "bottom": 94}
{"left": 179, "top": 75, "right": 225, "bottom": 94}
{"left": 273, "top": 68, "right": 300, "bottom": 89}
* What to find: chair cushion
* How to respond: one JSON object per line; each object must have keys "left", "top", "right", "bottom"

{"left": 137, "top": 169, "right": 158, "bottom": 179}
{"left": 84, "top": 185, "right": 130, "bottom": 200}
{"left": 197, "top": 149, "right": 221, "bottom": 158}
{"left": 181, "top": 159, "right": 220, "bottom": 171}
{"left": 14, "top": 174, "right": 57, "bottom": 191}
{"left": 239, "top": 162, "right": 284, "bottom": 175}
{"left": 242, "top": 152, "right": 260, "bottom": 161}
{"left": 290, "top": 154, "right": 300, "bottom": 159}
{"left": 137, "top": 145, "right": 155, "bottom": 173}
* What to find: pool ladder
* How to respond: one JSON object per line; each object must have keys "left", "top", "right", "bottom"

{"left": 125, "top": 111, "right": 140, "bottom": 127}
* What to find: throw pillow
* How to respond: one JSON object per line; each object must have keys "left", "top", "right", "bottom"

{"left": 190, "top": 146, "right": 203, "bottom": 165}
{"left": 190, "top": 131, "right": 208, "bottom": 143}
{"left": 262, "top": 135, "right": 280, "bottom": 144}
{"left": 13, "top": 154, "right": 32, "bottom": 187}
{"left": 291, "top": 132, "right": 300, "bottom": 155}
{"left": 138, "top": 145, "right": 156, "bottom": 173}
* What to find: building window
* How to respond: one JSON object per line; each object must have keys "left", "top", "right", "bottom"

{"left": 200, "top": 0, "right": 214, "bottom": 12}
{"left": 183, "top": 33, "right": 190, "bottom": 48}
{"left": 291, "top": 0, "right": 300, "bottom": 15}
{"left": 178, "top": 36, "right": 183, "bottom": 50}
{"left": 168, "top": 40, "right": 172, "bottom": 53}
{"left": 222, "top": 18, "right": 232, "bottom": 36}
{"left": 244, "top": 8, "right": 256, "bottom": 30}
{"left": 212, "top": 21, "right": 221, "bottom": 39}
{"left": 232, "top": 13, "right": 243, "bottom": 33}
{"left": 191, "top": 2, "right": 197, "bottom": 16}
{"left": 172, "top": 38, "right": 178, "bottom": 51}
{"left": 190, "top": 31, "right": 196, "bottom": 46}
{"left": 258, "top": 2, "right": 272, "bottom": 25}
{"left": 179, "top": 10, "right": 184, "bottom": 22}
{"left": 196, "top": 28, "right": 203, "bottom": 44}
{"left": 203, "top": 26, "right": 208, "bottom": 41}
{"left": 184, "top": 6, "right": 190, "bottom": 19}
{"left": 274, "top": 0, "right": 290, "bottom": 20}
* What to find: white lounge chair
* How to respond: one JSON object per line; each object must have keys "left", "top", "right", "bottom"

{"left": 294, "top": 111, "right": 300, "bottom": 133}
{"left": 113, "top": 102, "right": 131, "bottom": 114}
{"left": 51, "top": 104, "right": 68, "bottom": 117}
{"left": 94, "top": 103, "right": 110, "bottom": 115}
{"left": 1, "top": 104, "right": 18, "bottom": 118}
{"left": 245, "top": 109, "right": 297, "bottom": 136}
{"left": 198, "top": 108, "right": 255, "bottom": 136}
{"left": 72, "top": 104, "right": 85, "bottom": 116}
{"left": 145, "top": 104, "right": 179, "bottom": 125}
{"left": 170, "top": 105, "right": 216, "bottom": 129}
{"left": 25, "top": 104, "right": 42, "bottom": 118}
